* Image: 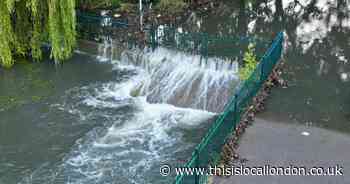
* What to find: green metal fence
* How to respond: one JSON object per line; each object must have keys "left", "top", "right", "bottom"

{"left": 173, "top": 32, "right": 284, "bottom": 184}
{"left": 76, "top": 13, "right": 271, "bottom": 60}
{"left": 147, "top": 25, "right": 270, "bottom": 60}
{"left": 76, "top": 12, "right": 130, "bottom": 42}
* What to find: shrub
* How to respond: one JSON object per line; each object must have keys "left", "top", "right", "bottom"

{"left": 78, "top": 0, "right": 121, "bottom": 10}
{"left": 239, "top": 44, "right": 258, "bottom": 81}
{"left": 155, "top": 0, "right": 186, "bottom": 14}
{"left": 119, "top": 3, "right": 136, "bottom": 13}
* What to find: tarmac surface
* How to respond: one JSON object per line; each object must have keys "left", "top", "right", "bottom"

{"left": 213, "top": 118, "right": 350, "bottom": 184}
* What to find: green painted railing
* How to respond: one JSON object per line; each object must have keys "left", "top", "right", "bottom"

{"left": 173, "top": 32, "right": 284, "bottom": 184}
{"left": 147, "top": 26, "right": 270, "bottom": 59}
{"left": 76, "top": 13, "right": 270, "bottom": 59}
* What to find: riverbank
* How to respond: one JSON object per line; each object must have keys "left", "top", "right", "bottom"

{"left": 213, "top": 118, "right": 350, "bottom": 184}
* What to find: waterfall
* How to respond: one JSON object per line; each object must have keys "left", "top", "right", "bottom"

{"left": 120, "top": 47, "right": 240, "bottom": 113}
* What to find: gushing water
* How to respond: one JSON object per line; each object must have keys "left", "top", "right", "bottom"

{"left": 121, "top": 47, "right": 240, "bottom": 112}
{"left": 20, "top": 42, "right": 240, "bottom": 184}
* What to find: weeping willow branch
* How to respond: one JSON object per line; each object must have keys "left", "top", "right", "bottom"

{"left": 0, "top": 0, "right": 76, "bottom": 68}
{"left": 0, "top": 1, "right": 15, "bottom": 68}
{"left": 59, "top": 0, "right": 76, "bottom": 59}
{"left": 30, "top": 0, "right": 43, "bottom": 61}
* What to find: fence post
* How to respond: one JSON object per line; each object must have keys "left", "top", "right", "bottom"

{"left": 260, "top": 56, "right": 265, "bottom": 83}
{"left": 139, "top": 0, "right": 143, "bottom": 31}
{"left": 150, "top": 24, "right": 156, "bottom": 51}
{"left": 195, "top": 148, "right": 200, "bottom": 184}
{"left": 201, "top": 33, "right": 208, "bottom": 60}
{"left": 234, "top": 94, "right": 238, "bottom": 126}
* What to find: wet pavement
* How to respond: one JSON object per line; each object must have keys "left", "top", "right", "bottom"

{"left": 214, "top": 118, "right": 350, "bottom": 184}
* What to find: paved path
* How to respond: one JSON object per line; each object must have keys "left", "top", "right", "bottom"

{"left": 213, "top": 118, "right": 350, "bottom": 184}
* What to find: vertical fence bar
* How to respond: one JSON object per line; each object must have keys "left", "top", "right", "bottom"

{"left": 195, "top": 148, "right": 200, "bottom": 184}
{"left": 150, "top": 24, "right": 157, "bottom": 51}
{"left": 261, "top": 56, "right": 265, "bottom": 83}
{"left": 234, "top": 94, "right": 238, "bottom": 125}
{"left": 139, "top": 0, "right": 143, "bottom": 31}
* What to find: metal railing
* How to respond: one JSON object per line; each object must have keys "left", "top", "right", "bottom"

{"left": 147, "top": 25, "right": 270, "bottom": 59}
{"left": 174, "top": 32, "right": 284, "bottom": 184}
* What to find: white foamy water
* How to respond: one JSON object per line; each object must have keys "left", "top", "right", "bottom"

{"left": 51, "top": 73, "right": 214, "bottom": 184}
{"left": 21, "top": 43, "right": 239, "bottom": 184}
{"left": 121, "top": 47, "right": 240, "bottom": 112}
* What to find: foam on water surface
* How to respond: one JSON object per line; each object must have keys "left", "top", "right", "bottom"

{"left": 121, "top": 47, "right": 240, "bottom": 112}
{"left": 20, "top": 44, "right": 238, "bottom": 184}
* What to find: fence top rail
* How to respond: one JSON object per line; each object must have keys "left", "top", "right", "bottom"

{"left": 150, "top": 26, "right": 270, "bottom": 45}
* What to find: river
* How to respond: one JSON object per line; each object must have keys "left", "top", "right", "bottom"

{"left": 1, "top": 0, "right": 349, "bottom": 184}
{"left": 0, "top": 39, "right": 239, "bottom": 183}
